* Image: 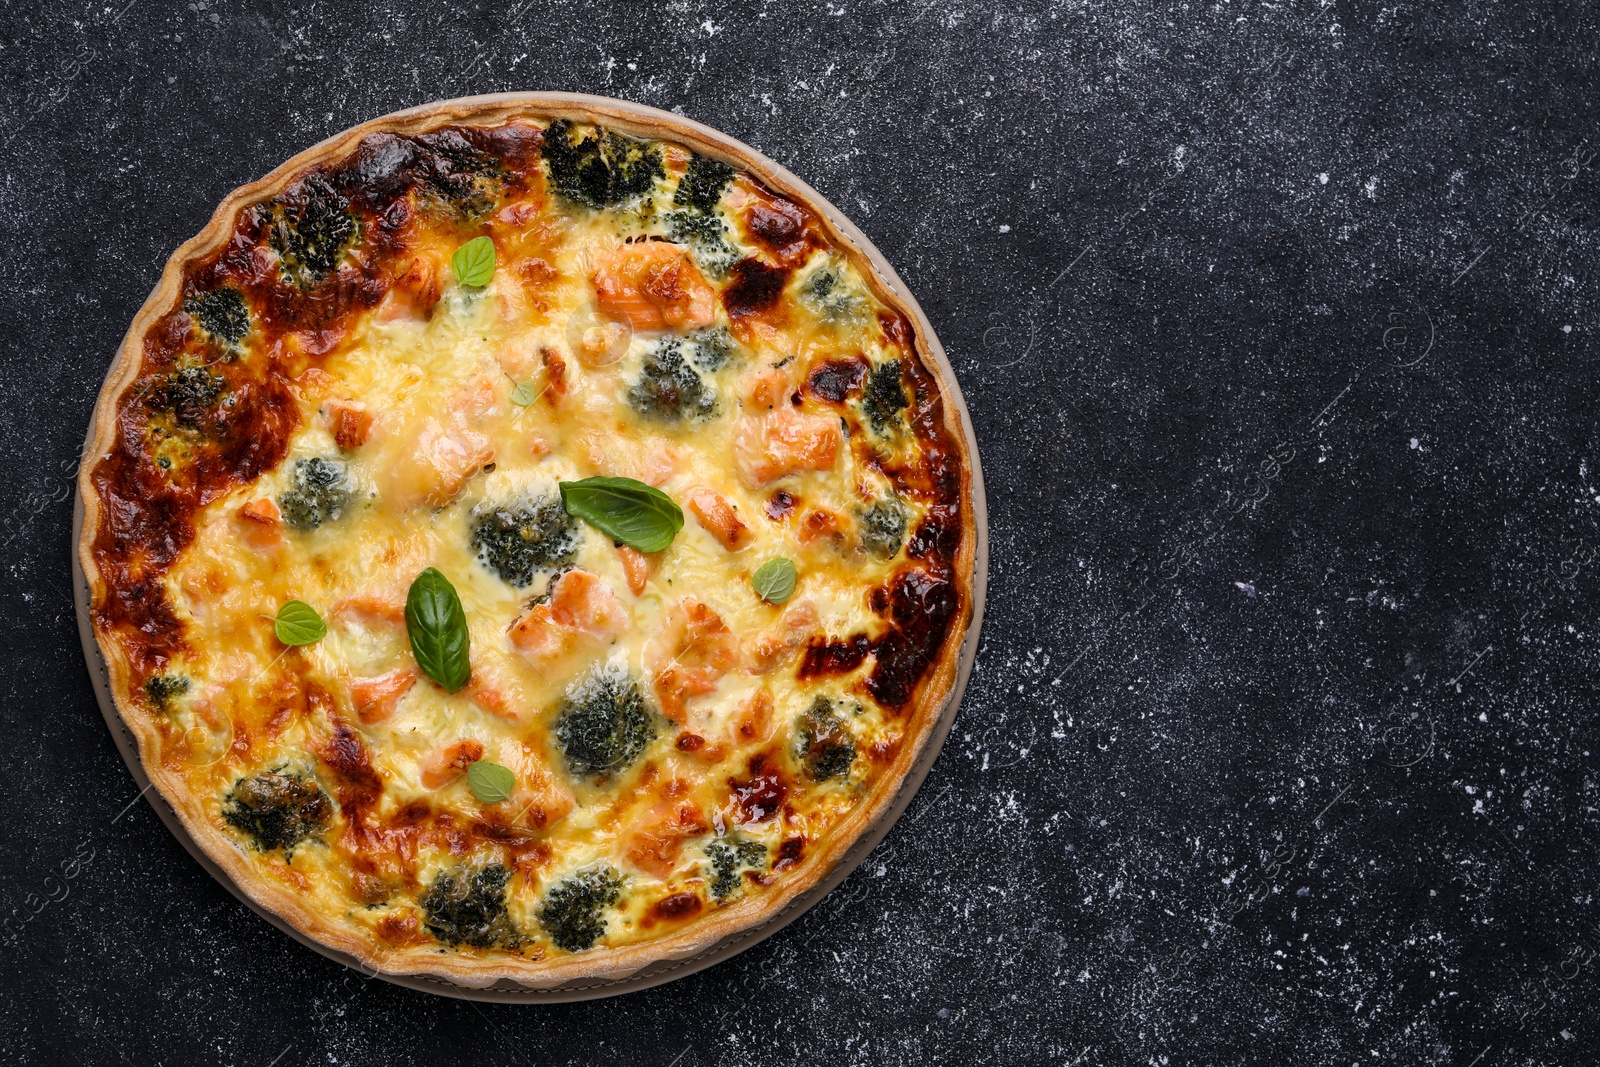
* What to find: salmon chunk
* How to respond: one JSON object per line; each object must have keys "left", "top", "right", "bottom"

{"left": 236, "top": 498, "right": 283, "bottom": 550}
{"left": 419, "top": 739, "right": 486, "bottom": 790}
{"left": 376, "top": 255, "right": 441, "bottom": 322}
{"left": 733, "top": 408, "right": 841, "bottom": 485}
{"left": 745, "top": 599, "right": 819, "bottom": 673}
{"left": 623, "top": 786, "right": 711, "bottom": 878}
{"left": 687, "top": 487, "right": 750, "bottom": 550}
{"left": 239, "top": 498, "right": 281, "bottom": 525}
{"left": 390, "top": 417, "right": 495, "bottom": 508}
{"left": 348, "top": 667, "right": 418, "bottom": 725}
{"left": 652, "top": 599, "right": 738, "bottom": 722}
{"left": 467, "top": 660, "right": 527, "bottom": 721}
{"left": 550, "top": 569, "right": 629, "bottom": 636}
{"left": 592, "top": 241, "right": 715, "bottom": 332}
{"left": 617, "top": 545, "right": 652, "bottom": 595}
{"left": 327, "top": 400, "right": 373, "bottom": 449}
{"left": 508, "top": 570, "right": 629, "bottom": 667}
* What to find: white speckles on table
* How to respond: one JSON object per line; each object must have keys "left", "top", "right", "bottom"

{"left": 1, "top": 0, "right": 1598, "bottom": 1064}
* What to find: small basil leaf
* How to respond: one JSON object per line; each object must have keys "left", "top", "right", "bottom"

{"left": 451, "top": 235, "right": 496, "bottom": 288}
{"left": 405, "top": 567, "right": 471, "bottom": 692}
{"left": 752, "top": 558, "right": 797, "bottom": 605}
{"left": 466, "top": 760, "right": 517, "bottom": 803}
{"left": 559, "top": 476, "right": 684, "bottom": 553}
{"left": 269, "top": 599, "right": 326, "bottom": 645}
{"left": 510, "top": 380, "right": 539, "bottom": 406}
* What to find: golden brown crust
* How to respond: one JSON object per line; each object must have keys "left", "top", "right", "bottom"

{"left": 77, "top": 93, "right": 977, "bottom": 989}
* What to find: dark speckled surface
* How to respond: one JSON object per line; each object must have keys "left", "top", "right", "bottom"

{"left": 3, "top": 1, "right": 1599, "bottom": 1064}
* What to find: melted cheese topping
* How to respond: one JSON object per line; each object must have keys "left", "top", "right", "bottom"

{"left": 126, "top": 125, "right": 950, "bottom": 963}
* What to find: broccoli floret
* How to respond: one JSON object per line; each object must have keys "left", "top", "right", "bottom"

{"left": 541, "top": 120, "right": 664, "bottom": 210}
{"left": 628, "top": 338, "right": 717, "bottom": 422}
{"left": 797, "top": 696, "right": 856, "bottom": 781}
{"left": 537, "top": 866, "right": 625, "bottom": 952}
{"left": 858, "top": 497, "right": 908, "bottom": 559}
{"left": 802, "top": 266, "right": 868, "bottom": 321}
{"left": 144, "top": 674, "right": 190, "bottom": 711}
{"left": 420, "top": 864, "right": 523, "bottom": 948}
{"left": 279, "top": 457, "right": 352, "bottom": 530}
{"left": 470, "top": 495, "right": 579, "bottom": 587}
{"left": 688, "top": 326, "right": 736, "bottom": 372}
{"left": 665, "top": 209, "right": 723, "bottom": 243}
{"left": 414, "top": 129, "right": 504, "bottom": 217}
{"left": 222, "top": 770, "right": 331, "bottom": 854}
{"left": 149, "top": 363, "right": 227, "bottom": 432}
{"left": 705, "top": 838, "right": 768, "bottom": 900}
{"left": 674, "top": 153, "right": 735, "bottom": 213}
{"left": 554, "top": 667, "right": 658, "bottom": 777}
{"left": 264, "top": 174, "right": 359, "bottom": 287}
{"left": 862, "top": 359, "right": 908, "bottom": 433}
{"left": 663, "top": 156, "right": 740, "bottom": 275}
{"left": 183, "top": 288, "right": 251, "bottom": 349}
{"left": 803, "top": 269, "right": 836, "bottom": 301}
{"left": 665, "top": 209, "right": 741, "bottom": 276}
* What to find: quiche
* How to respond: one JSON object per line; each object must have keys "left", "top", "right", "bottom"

{"left": 77, "top": 96, "right": 976, "bottom": 988}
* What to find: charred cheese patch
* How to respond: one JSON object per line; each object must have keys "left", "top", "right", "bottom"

{"left": 87, "top": 118, "right": 966, "bottom": 966}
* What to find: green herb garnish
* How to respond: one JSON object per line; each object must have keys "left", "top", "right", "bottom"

{"left": 467, "top": 760, "right": 516, "bottom": 803}
{"left": 752, "top": 558, "right": 797, "bottom": 605}
{"left": 263, "top": 600, "right": 326, "bottom": 646}
{"left": 405, "top": 568, "right": 471, "bottom": 692}
{"left": 558, "top": 476, "right": 683, "bottom": 553}
{"left": 451, "top": 235, "right": 496, "bottom": 288}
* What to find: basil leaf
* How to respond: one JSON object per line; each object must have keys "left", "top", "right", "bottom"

{"left": 268, "top": 599, "right": 326, "bottom": 645}
{"left": 510, "top": 380, "right": 539, "bottom": 406}
{"left": 466, "top": 760, "right": 516, "bottom": 803}
{"left": 451, "top": 235, "right": 496, "bottom": 288}
{"left": 559, "top": 476, "right": 684, "bottom": 553}
{"left": 752, "top": 558, "right": 797, "bottom": 605}
{"left": 405, "top": 567, "right": 471, "bottom": 692}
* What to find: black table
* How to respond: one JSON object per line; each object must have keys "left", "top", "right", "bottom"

{"left": 3, "top": 2, "right": 1596, "bottom": 1063}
